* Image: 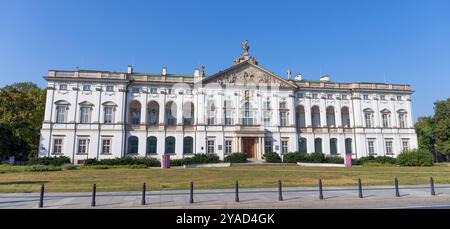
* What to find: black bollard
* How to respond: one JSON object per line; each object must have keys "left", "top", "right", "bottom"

{"left": 319, "top": 179, "right": 324, "bottom": 200}
{"left": 189, "top": 181, "right": 194, "bottom": 204}
{"left": 430, "top": 177, "right": 436, "bottom": 196}
{"left": 91, "top": 184, "right": 96, "bottom": 207}
{"left": 141, "top": 183, "right": 146, "bottom": 205}
{"left": 235, "top": 180, "right": 240, "bottom": 203}
{"left": 358, "top": 178, "right": 363, "bottom": 199}
{"left": 394, "top": 178, "right": 400, "bottom": 197}
{"left": 39, "top": 184, "right": 45, "bottom": 208}
{"left": 278, "top": 180, "right": 283, "bottom": 201}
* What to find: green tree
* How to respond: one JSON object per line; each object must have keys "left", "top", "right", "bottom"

{"left": 0, "top": 82, "right": 46, "bottom": 161}
{"left": 414, "top": 116, "right": 436, "bottom": 161}
{"left": 433, "top": 98, "right": 450, "bottom": 158}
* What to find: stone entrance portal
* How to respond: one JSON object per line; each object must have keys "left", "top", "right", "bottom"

{"left": 242, "top": 138, "right": 256, "bottom": 159}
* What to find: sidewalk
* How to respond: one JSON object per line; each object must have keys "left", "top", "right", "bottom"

{"left": 1, "top": 184, "right": 449, "bottom": 209}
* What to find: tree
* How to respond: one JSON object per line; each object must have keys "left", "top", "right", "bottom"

{"left": 433, "top": 99, "right": 450, "bottom": 158}
{"left": 0, "top": 82, "right": 46, "bottom": 161}
{"left": 415, "top": 116, "right": 436, "bottom": 161}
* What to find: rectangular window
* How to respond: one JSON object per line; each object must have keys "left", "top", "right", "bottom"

{"left": 131, "top": 87, "right": 140, "bottom": 93}
{"left": 77, "top": 139, "right": 88, "bottom": 155}
{"left": 224, "top": 111, "right": 232, "bottom": 125}
{"left": 365, "top": 113, "right": 372, "bottom": 128}
{"left": 207, "top": 140, "right": 215, "bottom": 154}
{"left": 83, "top": 85, "right": 91, "bottom": 91}
{"left": 167, "top": 88, "right": 173, "bottom": 94}
{"left": 279, "top": 102, "right": 286, "bottom": 109}
{"left": 368, "top": 140, "right": 376, "bottom": 156}
{"left": 279, "top": 112, "right": 287, "bottom": 127}
{"left": 150, "top": 87, "right": 158, "bottom": 94}
{"left": 263, "top": 112, "right": 271, "bottom": 126}
{"left": 382, "top": 114, "right": 390, "bottom": 128}
{"left": 59, "top": 84, "right": 68, "bottom": 90}
{"left": 225, "top": 140, "right": 232, "bottom": 155}
{"left": 385, "top": 140, "right": 393, "bottom": 155}
{"left": 106, "top": 85, "right": 114, "bottom": 92}
{"left": 80, "top": 107, "right": 90, "bottom": 123}
{"left": 399, "top": 114, "right": 406, "bottom": 128}
{"left": 56, "top": 106, "right": 66, "bottom": 123}
{"left": 281, "top": 140, "right": 288, "bottom": 154}
{"left": 402, "top": 140, "right": 410, "bottom": 152}
{"left": 380, "top": 95, "right": 386, "bottom": 100}
{"left": 102, "top": 139, "right": 111, "bottom": 155}
{"left": 397, "top": 96, "right": 402, "bottom": 101}
{"left": 342, "top": 95, "right": 348, "bottom": 100}
{"left": 104, "top": 107, "right": 113, "bottom": 124}
{"left": 312, "top": 94, "right": 318, "bottom": 99}
{"left": 297, "top": 93, "right": 304, "bottom": 98}
{"left": 52, "top": 139, "right": 63, "bottom": 155}
{"left": 207, "top": 111, "right": 215, "bottom": 125}
{"left": 363, "top": 95, "right": 369, "bottom": 100}
{"left": 327, "top": 94, "right": 333, "bottom": 99}
{"left": 265, "top": 140, "right": 273, "bottom": 154}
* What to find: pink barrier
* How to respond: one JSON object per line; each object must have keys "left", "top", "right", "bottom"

{"left": 345, "top": 154, "right": 352, "bottom": 168}
{"left": 161, "top": 154, "right": 171, "bottom": 169}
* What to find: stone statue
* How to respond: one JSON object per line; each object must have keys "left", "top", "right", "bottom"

{"left": 201, "top": 65, "right": 205, "bottom": 77}
{"left": 242, "top": 40, "right": 250, "bottom": 56}
{"left": 287, "top": 68, "right": 292, "bottom": 80}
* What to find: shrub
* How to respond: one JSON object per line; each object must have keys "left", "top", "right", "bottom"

{"left": 357, "top": 156, "right": 397, "bottom": 165}
{"left": 283, "top": 152, "right": 309, "bottom": 163}
{"left": 61, "top": 164, "right": 77, "bottom": 170}
{"left": 265, "top": 152, "right": 282, "bottom": 163}
{"left": 310, "top": 152, "right": 326, "bottom": 163}
{"left": 224, "top": 153, "right": 247, "bottom": 163}
{"left": 170, "top": 154, "right": 221, "bottom": 166}
{"left": 325, "top": 156, "right": 344, "bottom": 164}
{"left": 29, "top": 156, "right": 71, "bottom": 166}
{"left": 397, "top": 149, "right": 434, "bottom": 167}
{"left": 29, "top": 165, "right": 62, "bottom": 172}
{"left": 84, "top": 157, "right": 161, "bottom": 167}
{"left": 362, "top": 162, "right": 396, "bottom": 167}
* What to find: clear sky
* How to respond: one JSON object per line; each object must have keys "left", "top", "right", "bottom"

{"left": 1, "top": 0, "right": 449, "bottom": 121}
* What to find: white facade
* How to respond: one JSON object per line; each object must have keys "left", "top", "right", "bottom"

{"left": 39, "top": 45, "right": 417, "bottom": 164}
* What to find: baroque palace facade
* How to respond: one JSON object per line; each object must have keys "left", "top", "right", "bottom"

{"left": 39, "top": 42, "right": 417, "bottom": 164}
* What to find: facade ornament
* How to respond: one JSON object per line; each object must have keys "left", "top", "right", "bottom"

{"left": 234, "top": 40, "right": 258, "bottom": 65}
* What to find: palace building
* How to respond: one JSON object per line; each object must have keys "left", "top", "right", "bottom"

{"left": 39, "top": 41, "right": 418, "bottom": 163}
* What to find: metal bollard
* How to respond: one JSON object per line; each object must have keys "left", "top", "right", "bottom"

{"left": 394, "top": 178, "right": 400, "bottom": 197}
{"left": 278, "top": 180, "right": 283, "bottom": 201}
{"left": 141, "top": 183, "right": 146, "bottom": 205}
{"left": 319, "top": 179, "right": 324, "bottom": 200}
{"left": 235, "top": 180, "right": 240, "bottom": 203}
{"left": 39, "top": 184, "right": 45, "bottom": 208}
{"left": 91, "top": 184, "right": 97, "bottom": 207}
{"left": 358, "top": 178, "right": 363, "bottom": 199}
{"left": 189, "top": 181, "right": 194, "bottom": 204}
{"left": 430, "top": 177, "right": 436, "bottom": 196}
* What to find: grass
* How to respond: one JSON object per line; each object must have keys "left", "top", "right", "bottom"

{"left": 1, "top": 164, "right": 450, "bottom": 193}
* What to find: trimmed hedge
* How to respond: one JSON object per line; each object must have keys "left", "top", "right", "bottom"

{"left": 397, "top": 149, "right": 434, "bottom": 167}
{"left": 283, "top": 152, "right": 309, "bottom": 163}
{"left": 170, "top": 154, "right": 220, "bottom": 166}
{"left": 85, "top": 157, "right": 161, "bottom": 167}
{"left": 265, "top": 152, "right": 282, "bottom": 163}
{"left": 29, "top": 156, "right": 71, "bottom": 166}
{"left": 357, "top": 156, "right": 397, "bottom": 165}
{"left": 224, "top": 153, "right": 247, "bottom": 163}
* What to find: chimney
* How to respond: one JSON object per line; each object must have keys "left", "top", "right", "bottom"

{"left": 320, "top": 75, "right": 330, "bottom": 82}
{"left": 127, "top": 65, "right": 133, "bottom": 74}
{"left": 194, "top": 68, "right": 200, "bottom": 77}
{"left": 162, "top": 67, "right": 167, "bottom": 76}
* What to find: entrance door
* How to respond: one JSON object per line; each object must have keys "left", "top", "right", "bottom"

{"left": 243, "top": 138, "right": 256, "bottom": 159}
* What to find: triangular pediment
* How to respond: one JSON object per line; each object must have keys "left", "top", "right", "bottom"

{"left": 202, "top": 61, "right": 297, "bottom": 89}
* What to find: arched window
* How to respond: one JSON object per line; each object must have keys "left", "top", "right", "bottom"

{"left": 183, "top": 137, "right": 194, "bottom": 155}
{"left": 341, "top": 107, "right": 351, "bottom": 128}
{"left": 147, "top": 101, "right": 159, "bottom": 125}
{"left": 165, "top": 101, "right": 177, "bottom": 125}
{"left": 326, "top": 106, "right": 336, "bottom": 128}
{"left": 146, "top": 137, "right": 157, "bottom": 155}
{"left": 345, "top": 138, "right": 353, "bottom": 155}
{"left": 397, "top": 109, "right": 408, "bottom": 128}
{"left": 296, "top": 106, "right": 306, "bottom": 128}
{"left": 165, "top": 137, "right": 176, "bottom": 155}
{"left": 314, "top": 138, "right": 323, "bottom": 153}
{"left": 330, "top": 138, "right": 338, "bottom": 155}
{"left": 129, "top": 101, "right": 141, "bottom": 125}
{"left": 363, "top": 108, "right": 374, "bottom": 128}
{"left": 183, "top": 102, "right": 195, "bottom": 125}
{"left": 311, "top": 106, "right": 321, "bottom": 128}
{"left": 298, "top": 138, "right": 307, "bottom": 153}
{"left": 128, "top": 136, "right": 139, "bottom": 155}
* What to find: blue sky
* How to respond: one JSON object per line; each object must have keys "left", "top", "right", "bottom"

{"left": 0, "top": 0, "right": 449, "bottom": 121}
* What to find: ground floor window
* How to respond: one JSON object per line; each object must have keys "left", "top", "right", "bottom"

{"left": 225, "top": 140, "right": 232, "bottom": 155}
{"left": 101, "top": 139, "right": 111, "bottom": 155}
{"left": 146, "top": 137, "right": 157, "bottom": 155}
{"left": 52, "top": 138, "right": 63, "bottom": 155}
{"left": 77, "top": 139, "right": 88, "bottom": 155}
{"left": 345, "top": 138, "right": 353, "bottom": 155}
{"left": 281, "top": 140, "right": 288, "bottom": 154}
{"left": 314, "top": 138, "right": 322, "bottom": 153}
{"left": 367, "top": 139, "right": 376, "bottom": 156}
{"left": 128, "top": 136, "right": 139, "bottom": 155}
{"left": 165, "top": 137, "right": 176, "bottom": 155}
{"left": 402, "top": 140, "right": 410, "bottom": 152}
{"left": 207, "top": 140, "right": 215, "bottom": 154}
{"left": 183, "top": 137, "right": 193, "bottom": 155}
{"left": 330, "top": 138, "right": 338, "bottom": 155}
{"left": 298, "top": 138, "right": 307, "bottom": 153}
{"left": 264, "top": 139, "right": 273, "bottom": 154}
{"left": 385, "top": 140, "right": 393, "bottom": 155}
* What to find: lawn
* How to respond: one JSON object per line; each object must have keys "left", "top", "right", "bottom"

{"left": 1, "top": 165, "right": 450, "bottom": 193}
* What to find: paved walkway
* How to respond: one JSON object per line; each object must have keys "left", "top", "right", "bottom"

{"left": 1, "top": 185, "right": 450, "bottom": 209}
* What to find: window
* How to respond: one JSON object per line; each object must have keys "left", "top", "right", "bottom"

{"left": 146, "top": 137, "right": 157, "bottom": 155}
{"left": 327, "top": 94, "right": 333, "bottom": 99}
{"left": 263, "top": 101, "right": 271, "bottom": 109}
{"left": 264, "top": 140, "right": 273, "bottom": 154}
{"left": 312, "top": 94, "right": 318, "bottom": 99}
{"left": 314, "top": 138, "right": 323, "bottom": 153}
{"left": 83, "top": 85, "right": 91, "bottom": 91}
{"left": 364, "top": 112, "right": 373, "bottom": 128}
{"left": 311, "top": 106, "right": 321, "bottom": 128}
{"left": 298, "top": 138, "right": 307, "bottom": 153}
{"left": 207, "top": 140, "right": 215, "bottom": 154}
{"left": 56, "top": 106, "right": 66, "bottom": 123}
{"left": 242, "top": 102, "right": 253, "bottom": 126}
{"left": 342, "top": 95, "right": 348, "bottom": 100}
{"left": 207, "top": 110, "right": 215, "bottom": 125}
{"left": 382, "top": 113, "right": 390, "bottom": 128}
{"left": 330, "top": 138, "right": 338, "bottom": 155}
{"left": 279, "top": 102, "right": 286, "bottom": 109}
{"left": 60, "top": 84, "right": 68, "bottom": 90}
{"left": 397, "top": 96, "right": 402, "bottom": 101}
{"left": 380, "top": 95, "right": 386, "bottom": 100}
{"left": 167, "top": 88, "right": 173, "bottom": 94}
{"left": 106, "top": 85, "right": 114, "bottom": 92}
{"left": 225, "top": 140, "right": 232, "bottom": 155}
{"left": 165, "top": 137, "right": 175, "bottom": 155}
{"left": 368, "top": 140, "right": 376, "bottom": 156}
{"left": 402, "top": 140, "right": 410, "bottom": 152}
{"left": 186, "top": 89, "right": 193, "bottom": 95}
{"left": 398, "top": 113, "right": 407, "bottom": 128}
{"left": 363, "top": 95, "right": 369, "bottom": 100}
{"left": 281, "top": 140, "right": 288, "bottom": 154}
{"left": 326, "top": 107, "right": 336, "bottom": 127}
{"left": 77, "top": 139, "right": 88, "bottom": 155}
{"left": 224, "top": 111, "right": 232, "bottom": 125}
{"left": 150, "top": 87, "right": 158, "bottom": 94}
{"left": 102, "top": 139, "right": 111, "bottom": 155}
{"left": 263, "top": 112, "right": 271, "bottom": 126}
{"left": 52, "top": 139, "right": 63, "bottom": 155}
{"left": 128, "top": 136, "right": 139, "bottom": 155}
{"left": 341, "top": 107, "right": 351, "bottom": 128}
{"left": 131, "top": 87, "right": 140, "bottom": 94}
{"left": 385, "top": 140, "right": 393, "bottom": 155}
{"left": 80, "top": 107, "right": 90, "bottom": 123}
{"left": 345, "top": 138, "right": 353, "bottom": 155}
{"left": 297, "top": 93, "right": 304, "bottom": 98}
{"left": 104, "top": 107, "right": 113, "bottom": 124}
{"left": 279, "top": 112, "right": 287, "bottom": 127}
{"left": 183, "top": 137, "right": 193, "bottom": 155}
{"left": 131, "top": 109, "right": 141, "bottom": 125}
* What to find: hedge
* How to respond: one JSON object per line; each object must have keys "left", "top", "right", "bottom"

{"left": 29, "top": 156, "right": 71, "bottom": 166}
{"left": 357, "top": 156, "right": 397, "bottom": 165}
{"left": 85, "top": 157, "right": 161, "bottom": 167}
{"left": 265, "top": 152, "right": 282, "bottom": 163}
{"left": 170, "top": 154, "right": 220, "bottom": 166}
{"left": 224, "top": 153, "right": 247, "bottom": 163}
{"left": 397, "top": 149, "right": 434, "bottom": 167}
